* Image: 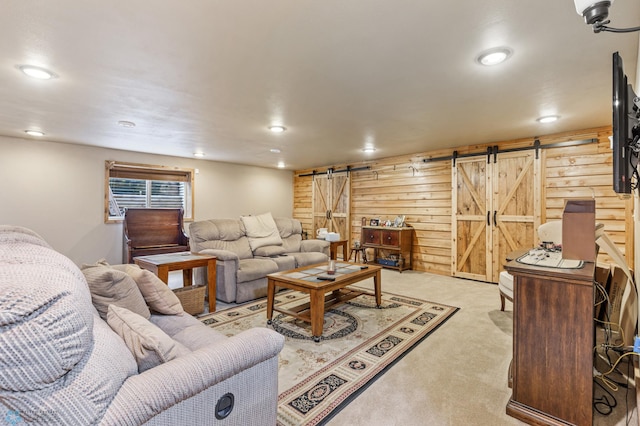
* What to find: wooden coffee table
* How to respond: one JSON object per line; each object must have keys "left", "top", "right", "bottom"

{"left": 134, "top": 252, "right": 217, "bottom": 313}
{"left": 266, "top": 262, "right": 382, "bottom": 342}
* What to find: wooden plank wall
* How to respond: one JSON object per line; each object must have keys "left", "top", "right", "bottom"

{"left": 293, "top": 126, "right": 634, "bottom": 279}
{"left": 293, "top": 174, "right": 314, "bottom": 239}
{"left": 541, "top": 127, "right": 633, "bottom": 268}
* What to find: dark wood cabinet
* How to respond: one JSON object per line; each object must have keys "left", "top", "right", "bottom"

{"left": 123, "top": 208, "right": 189, "bottom": 263}
{"left": 504, "top": 260, "right": 595, "bottom": 426}
{"left": 362, "top": 226, "right": 412, "bottom": 272}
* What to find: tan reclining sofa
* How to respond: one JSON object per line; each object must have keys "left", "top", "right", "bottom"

{"left": 189, "top": 215, "right": 330, "bottom": 304}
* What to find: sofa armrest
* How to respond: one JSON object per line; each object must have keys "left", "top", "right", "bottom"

{"left": 198, "top": 248, "right": 239, "bottom": 262}
{"left": 300, "top": 239, "right": 330, "bottom": 254}
{"left": 192, "top": 249, "right": 240, "bottom": 303}
{"left": 101, "top": 328, "right": 284, "bottom": 425}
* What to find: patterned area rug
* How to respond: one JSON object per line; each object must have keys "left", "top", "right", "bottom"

{"left": 199, "top": 289, "right": 458, "bottom": 426}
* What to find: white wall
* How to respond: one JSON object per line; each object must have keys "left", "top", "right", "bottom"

{"left": 636, "top": 33, "right": 640, "bottom": 90}
{"left": 0, "top": 135, "right": 293, "bottom": 265}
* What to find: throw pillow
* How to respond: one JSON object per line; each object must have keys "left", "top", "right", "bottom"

{"left": 253, "top": 245, "right": 287, "bottom": 257}
{"left": 81, "top": 264, "right": 150, "bottom": 320}
{"left": 240, "top": 212, "right": 283, "bottom": 251}
{"left": 106, "top": 305, "right": 191, "bottom": 373}
{"left": 123, "top": 264, "right": 184, "bottom": 315}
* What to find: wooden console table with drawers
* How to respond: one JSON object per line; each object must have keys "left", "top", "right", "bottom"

{"left": 362, "top": 226, "right": 413, "bottom": 272}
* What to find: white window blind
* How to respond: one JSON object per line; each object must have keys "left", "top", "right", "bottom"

{"left": 105, "top": 161, "right": 194, "bottom": 222}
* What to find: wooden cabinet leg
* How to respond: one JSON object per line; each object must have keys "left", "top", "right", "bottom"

{"left": 182, "top": 268, "right": 192, "bottom": 286}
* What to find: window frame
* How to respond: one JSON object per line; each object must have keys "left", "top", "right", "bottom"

{"left": 104, "top": 160, "right": 195, "bottom": 223}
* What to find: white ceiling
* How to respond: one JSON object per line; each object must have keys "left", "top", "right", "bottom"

{"left": 1, "top": 1, "right": 639, "bottom": 170}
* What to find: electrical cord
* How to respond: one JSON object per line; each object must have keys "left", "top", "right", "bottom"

{"left": 594, "top": 376, "right": 617, "bottom": 415}
{"left": 595, "top": 352, "right": 639, "bottom": 392}
{"left": 624, "top": 355, "right": 634, "bottom": 426}
{"left": 629, "top": 144, "right": 640, "bottom": 195}
{"left": 594, "top": 279, "right": 610, "bottom": 332}
{"left": 591, "top": 268, "right": 636, "bottom": 421}
{"left": 594, "top": 279, "right": 608, "bottom": 308}
{"left": 594, "top": 318, "right": 625, "bottom": 350}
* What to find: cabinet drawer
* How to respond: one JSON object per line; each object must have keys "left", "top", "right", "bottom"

{"left": 381, "top": 230, "right": 399, "bottom": 246}
{"left": 363, "top": 228, "right": 381, "bottom": 245}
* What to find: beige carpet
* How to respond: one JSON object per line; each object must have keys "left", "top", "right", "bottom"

{"left": 199, "top": 287, "right": 457, "bottom": 425}
{"left": 196, "top": 269, "right": 638, "bottom": 425}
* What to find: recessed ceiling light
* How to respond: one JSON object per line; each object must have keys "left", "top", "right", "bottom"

{"left": 476, "top": 47, "right": 513, "bottom": 66}
{"left": 537, "top": 115, "right": 559, "bottom": 123}
{"left": 277, "top": 162, "right": 286, "bottom": 168}
{"left": 118, "top": 120, "right": 136, "bottom": 128}
{"left": 362, "top": 147, "right": 376, "bottom": 153}
{"left": 24, "top": 130, "right": 44, "bottom": 137}
{"left": 269, "top": 125, "right": 286, "bottom": 133}
{"left": 270, "top": 148, "right": 281, "bottom": 153}
{"left": 17, "top": 65, "right": 57, "bottom": 80}
{"left": 193, "top": 152, "right": 205, "bottom": 158}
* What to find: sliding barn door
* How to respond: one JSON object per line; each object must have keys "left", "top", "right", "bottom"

{"left": 452, "top": 157, "right": 492, "bottom": 281}
{"left": 490, "top": 151, "right": 540, "bottom": 281}
{"left": 312, "top": 173, "right": 350, "bottom": 241}
{"left": 453, "top": 151, "right": 540, "bottom": 282}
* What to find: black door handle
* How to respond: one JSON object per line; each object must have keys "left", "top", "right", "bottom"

{"left": 493, "top": 211, "right": 497, "bottom": 226}
{"left": 487, "top": 211, "right": 490, "bottom": 226}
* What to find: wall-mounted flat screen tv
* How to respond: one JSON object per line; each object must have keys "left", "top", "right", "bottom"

{"left": 612, "top": 52, "right": 639, "bottom": 194}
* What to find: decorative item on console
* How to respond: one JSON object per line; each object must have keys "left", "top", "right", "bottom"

{"left": 316, "top": 228, "right": 328, "bottom": 239}
{"left": 541, "top": 241, "right": 561, "bottom": 252}
{"left": 325, "top": 232, "right": 341, "bottom": 242}
{"left": 368, "top": 215, "right": 406, "bottom": 228}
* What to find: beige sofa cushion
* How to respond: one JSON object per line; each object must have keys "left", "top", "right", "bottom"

{"left": 241, "top": 212, "right": 283, "bottom": 251}
{"left": 237, "top": 258, "right": 280, "bottom": 283}
{"left": 107, "top": 305, "right": 191, "bottom": 373}
{"left": 274, "top": 217, "right": 305, "bottom": 253}
{"left": 81, "top": 263, "right": 151, "bottom": 320}
{"left": 150, "top": 312, "right": 229, "bottom": 350}
{"left": 122, "top": 264, "right": 184, "bottom": 315}
{"left": 0, "top": 285, "right": 92, "bottom": 392}
{"left": 253, "top": 245, "right": 287, "bottom": 257}
{"left": 190, "top": 219, "right": 254, "bottom": 259}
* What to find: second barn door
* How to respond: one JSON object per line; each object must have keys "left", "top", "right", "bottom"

{"left": 312, "top": 171, "right": 350, "bottom": 243}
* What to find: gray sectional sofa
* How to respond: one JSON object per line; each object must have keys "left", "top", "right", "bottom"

{"left": 0, "top": 225, "right": 284, "bottom": 425}
{"left": 190, "top": 215, "right": 330, "bottom": 303}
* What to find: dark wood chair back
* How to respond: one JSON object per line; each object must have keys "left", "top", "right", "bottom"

{"left": 123, "top": 208, "right": 189, "bottom": 263}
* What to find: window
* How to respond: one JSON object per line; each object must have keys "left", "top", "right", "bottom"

{"left": 105, "top": 161, "right": 194, "bottom": 223}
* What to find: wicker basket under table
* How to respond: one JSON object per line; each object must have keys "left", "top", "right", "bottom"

{"left": 173, "top": 285, "right": 206, "bottom": 315}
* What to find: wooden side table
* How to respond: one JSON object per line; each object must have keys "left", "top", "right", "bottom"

{"left": 328, "top": 239, "right": 348, "bottom": 260}
{"left": 134, "top": 252, "right": 217, "bottom": 313}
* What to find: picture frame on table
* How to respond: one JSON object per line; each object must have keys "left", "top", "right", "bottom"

{"left": 369, "top": 218, "right": 380, "bottom": 226}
